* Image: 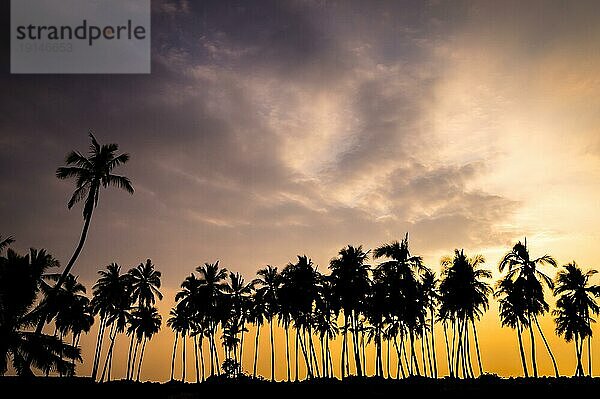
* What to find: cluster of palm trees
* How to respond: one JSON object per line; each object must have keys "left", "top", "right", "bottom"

{"left": 90, "top": 259, "right": 163, "bottom": 382}
{"left": 166, "top": 235, "right": 600, "bottom": 381}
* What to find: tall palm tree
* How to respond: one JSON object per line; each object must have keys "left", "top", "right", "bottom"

{"left": 196, "top": 261, "right": 228, "bottom": 377}
{"left": 0, "top": 248, "right": 80, "bottom": 375}
{"left": 175, "top": 274, "right": 204, "bottom": 381}
{"left": 129, "top": 259, "right": 163, "bottom": 307}
{"left": 498, "top": 239, "right": 559, "bottom": 377}
{"left": 280, "top": 256, "right": 322, "bottom": 380}
{"left": 439, "top": 250, "right": 491, "bottom": 378}
{"left": 224, "top": 272, "right": 252, "bottom": 375}
{"left": 553, "top": 262, "right": 600, "bottom": 376}
{"left": 46, "top": 133, "right": 134, "bottom": 311}
{"left": 253, "top": 265, "right": 280, "bottom": 381}
{"left": 328, "top": 245, "right": 371, "bottom": 378}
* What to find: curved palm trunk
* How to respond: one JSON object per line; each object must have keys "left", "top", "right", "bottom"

{"left": 270, "top": 318, "right": 275, "bottom": 381}
{"left": 194, "top": 335, "right": 200, "bottom": 383}
{"left": 424, "top": 327, "right": 433, "bottom": 378}
{"left": 130, "top": 337, "right": 141, "bottom": 380}
{"left": 298, "top": 329, "right": 313, "bottom": 379}
{"left": 516, "top": 321, "right": 529, "bottom": 377}
{"left": 361, "top": 332, "right": 367, "bottom": 376}
{"left": 533, "top": 315, "right": 559, "bottom": 377}
{"left": 170, "top": 333, "right": 178, "bottom": 381}
{"left": 464, "top": 320, "right": 474, "bottom": 378}
{"left": 253, "top": 324, "right": 261, "bottom": 378}
{"left": 471, "top": 320, "right": 483, "bottom": 376}
{"left": 35, "top": 210, "right": 94, "bottom": 338}
{"left": 136, "top": 337, "right": 147, "bottom": 382}
{"left": 320, "top": 337, "right": 327, "bottom": 378}
{"left": 409, "top": 330, "right": 420, "bottom": 376}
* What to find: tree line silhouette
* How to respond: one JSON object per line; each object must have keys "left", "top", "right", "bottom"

{"left": 1, "top": 134, "right": 598, "bottom": 381}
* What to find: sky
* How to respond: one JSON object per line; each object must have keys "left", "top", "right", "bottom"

{"left": 2, "top": 0, "right": 600, "bottom": 380}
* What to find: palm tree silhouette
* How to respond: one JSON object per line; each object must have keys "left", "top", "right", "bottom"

{"left": 175, "top": 273, "right": 203, "bottom": 382}
{"left": 90, "top": 263, "right": 131, "bottom": 380}
{"left": 420, "top": 268, "right": 440, "bottom": 378}
{"left": 43, "top": 133, "right": 133, "bottom": 320}
{"left": 253, "top": 265, "right": 280, "bottom": 381}
{"left": 439, "top": 249, "right": 491, "bottom": 378}
{"left": 553, "top": 262, "right": 600, "bottom": 376}
{"left": 167, "top": 306, "right": 191, "bottom": 381}
{"left": 225, "top": 272, "right": 252, "bottom": 376}
{"left": 0, "top": 235, "right": 14, "bottom": 253}
{"left": 329, "top": 245, "right": 371, "bottom": 378}
{"left": 129, "top": 259, "right": 163, "bottom": 307}
{"left": 247, "top": 294, "right": 267, "bottom": 378}
{"left": 130, "top": 305, "right": 162, "bottom": 381}
{"left": 0, "top": 248, "right": 81, "bottom": 375}
{"left": 281, "top": 256, "right": 322, "bottom": 380}
{"left": 498, "top": 239, "right": 559, "bottom": 377}
{"left": 374, "top": 233, "right": 424, "bottom": 377}
{"left": 196, "top": 261, "right": 228, "bottom": 377}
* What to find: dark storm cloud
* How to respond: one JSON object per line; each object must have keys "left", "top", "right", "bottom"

{"left": 0, "top": 0, "right": 518, "bottom": 285}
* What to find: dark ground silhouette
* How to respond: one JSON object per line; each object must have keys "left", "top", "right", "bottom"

{"left": 2, "top": 375, "right": 600, "bottom": 399}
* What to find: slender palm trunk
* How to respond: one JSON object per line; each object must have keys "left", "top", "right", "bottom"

{"left": 295, "top": 329, "right": 299, "bottom": 381}
{"left": 454, "top": 319, "right": 464, "bottom": 378}
{"left": 309, "top": 328, "right": 320, "bottom": 378}
{"left": 393, "top": 336, "right": 406, "bottom": 378}
{"left": 170, "top": 333, "right": 178, "bottom": 381}
{"left": 516, "top": 321, "right": 529, "bottom": 377}
{"left": 464, "top": 320, "right": 474, "bottom": 378}
{"left": 285, "top": 324, "right": 291, "bottom": 381}
{"left": 526, "top": 314, "right": 538, "bottom": 377}
{"left": 471, "top": 320, "right": 483, "bottom": 376}
{"left": 100, "top": 322, "right": 116, "bottom": 382}
{"left": 401, "top": 332, "right": 411, "bottom": 376}
{"left": 424, "top": 326, "right": 433, "bottom": 378}
{"left": 341, "top": 315, "right": 348, "bottom": 379}
{"left": 327, "top": 339, "right": 334, "bottom": 378}
{"left": 182, "top": 333, "right": 187, "bottom": 382}
{"left": 298, "top": 329, "right": 313, "bottom": 378}
{"left": 575, "top": 335, "right": 584, "bottom": 376}
{"left": 431, "top": 308, "right": 438, "bottom": 378}
{"left": 386, "top": 337, "right": 391, "bottom": 378}
{"left": 588, "top": 335, "right": 592, "bottom": 377}
{"left": 351, "top": 311, "right": 363, "bottom": 377}
{"left": 253, "top": 323, "right": 261, "bottom": 378}
{"left": 199, "top": 335, "right": 205, "bottom": 382}
{"left": 361, "top": 332, "right": 367, "bottom": 376}
{"left": 443, "top": 322, "right": 453, "bottom": 377}
{"left": 194, "top": 335, "right": 200, "bottom": 383}
{"left": 420, "top": 331, "right": 428, "bottom": 377}
{"left": 450, "top": 319, "right": 457, "bottom": 377}
{"left": 533, "top": 315, "right": 559, "bottom": 377}
{"left": 131, "top": 337, "right": 141, "bottom": 380}
{"left": 270, "top": 318, "right": 275, "bottom": 381}
{"left": 125, "top": 332, "right": 136, "bottom": 381}
{"left": 136, "top": 338, "right": 147, "bottom": 382}
{"left": 92, "top": 317, "right": 107, "bottom": 380}
{"left": 239, "top": 321, "right": 245, "bottom": 374}
{"left": 409, "top": 330, "right": 420, "bottom": 376}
